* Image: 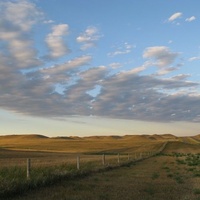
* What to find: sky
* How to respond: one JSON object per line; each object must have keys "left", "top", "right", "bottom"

{"left": 0, "top": 0, "right": 200, "bottom": 137}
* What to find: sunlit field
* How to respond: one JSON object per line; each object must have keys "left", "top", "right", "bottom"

{"left": 1, "top": 134, "right": 200, "bottom": 199}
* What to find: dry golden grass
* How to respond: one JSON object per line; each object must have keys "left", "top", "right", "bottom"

{"left": 163, "top": 141, "right": 200, "bottom": 154}
{"left": 0, "top": 133, "right": 178, "bottom": 153}
{"left": 0, "top": 133, "right": 199, "bottom": 167}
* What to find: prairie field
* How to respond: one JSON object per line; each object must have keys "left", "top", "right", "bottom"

{"left": 10, "top": 154, "right": 200, "bottom": 200}
{"left": 1, "top": 133, "right": 200, "bottom": 199}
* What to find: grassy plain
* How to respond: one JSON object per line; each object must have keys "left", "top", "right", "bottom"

{"left": 1, "top": 133, "right": 200, "bottom": 199}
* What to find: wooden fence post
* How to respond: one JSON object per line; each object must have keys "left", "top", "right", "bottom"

{"left": 118, "top": 153, "right": 120, "bottom": 164}
{"left": 77, "top": 155, "right": 80, "bottom": 170}
{"left": 102, "top": 154, "right": 105, "bottom": 166}
{"left": 128, "top": 153, "right": 130, "bottom": 161}
{"left": 135, "top": 153, "right": 137, "bottom": 160}
{"left": 27, "top": 158, "right": 31, "bottom": 180}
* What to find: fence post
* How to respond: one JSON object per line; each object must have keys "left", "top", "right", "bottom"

{"left": 77, "top": 155, "right": 80, "bottom": 170}
{"left": 135, "top": 153, "right": 137, "bottom": 160}
{"left": 118, "top": 153, "right": 120, "bottom": 164}
{"left": 140, "top": 152, "right": 142, "bottom": 159}
{"left": 128, "top": 153, "right": 130, "bottom": 161}
{"left": 102, "top": 154, "right": 105, "bottom": 166}
{"left": 27, "top": 158, "right": 31, "bottom": 180}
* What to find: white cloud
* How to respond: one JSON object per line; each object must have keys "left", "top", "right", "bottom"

{"left": 0, "top": 0, "right": 200, "bottom": 123}
{"left": 129, "top": 62, "right": 151, "bottom": 74}
{"left": 156, "top": 67, "right": 178, "bottom": 76}
{"left": 189, "top": 56, "right": 200, "bottom": 62}
{"left": 168, "top": 12, "right": 182, "bottom": 22}
{"left": 42, "top": 55, "right": 92, "bottom": 75}
{"left": 109, "top": 63, "right": 122, "bottom": 69}
{"left": 76, "top": 26, "right": 101, "bottom": 50}
{"left": 107, "top": 43, "right": 135, "bottom": 57}
{"left": 143, "top": 46, "right": 179, "bottom": 68}
{"left": 1, "top": 0, "right": 43, "bottom": 32}
{"left": 45, "top": 24, "right": 70, "bottom": 58}
{"left": 0, "top": 0, "right": 43, "bottom": 68}
{"left": 185, "top": 16, "right": 196, "bottom": 22}
{"left": 43, "top": 20, "right": 54, "bottom": 24}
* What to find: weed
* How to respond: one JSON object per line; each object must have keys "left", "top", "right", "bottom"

{"left": 93, "top": 177, "right": 99, "bottom": 181}
{"left": 167, "top": 173, "right": 173, "bottom": 178}
{"left": 174, "top": 175, "right": 184, "bottom": 184}
{"left": 194, "top": 188, "right": 200, "bottom": 194}
{"left": 99, "top": 193, "right": 109, "bottom": 200}
{"left": 151, "top": 172, "right": 160, "bottom": 180}
{"left": 176, "top": 159, "right": 186, "bottom": 165}
{"left": 187, "top": 167, "right": 195, "bottom": 172}
{"left": 193, "top": 171, "right": 200, "bottom": 177}
{"left": 144, "top": 187, "right": 155, "bottom": 196}
{"left": 162, "top": 166, "right": 170, "bottom": 170}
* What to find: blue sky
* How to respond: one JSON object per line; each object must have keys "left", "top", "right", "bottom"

{"left": 0, "top": 0, "right": 200, "bottom": 137}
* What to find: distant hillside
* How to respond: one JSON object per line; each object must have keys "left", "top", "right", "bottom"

{"left": 0, "top": 134, "right": 49, "bottom": 140}
{"left": 0, "top": 133, "right": 199, "bottom": 153}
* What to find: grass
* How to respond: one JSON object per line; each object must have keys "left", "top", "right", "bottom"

{"left": 0, "top": 153, "right": 147, "bottom": 199}
{"left": 0, "top": 163, "right": 79, "bottom": 198}
{"left": 194, "top": 189, "right": 200, "bottom": 195}
{"left": 1, "top": 134, "right": 200, "bottom": 199}
{"left": 0, "top": 134, "right": 167, "bottom": 153}
{"left": 7, "top": 155, "right": 200, "bottom": 200}
{"left": 151, "top": 172, "right": 160, "bottom": 180}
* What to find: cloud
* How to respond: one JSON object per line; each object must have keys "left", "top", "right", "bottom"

{"left": 39, "top": 55, "right": 92, "bottom": 85}
{"left": 143, "top": 46, "right": 179, "bottom": 68}
{"left": 0, "top": 0, "right": 43, "bottom": 69}
{"left": 79, "top": 66, "right": 107, "bottom": 84}
{"left": 185, "top": 16, "right": 196, "bottom": 22}
{"left": 170, "top": 74, "right": 191, "bottom": 81}
{"left": 107, "top": 43, "right": 135, "bottom": 57}
{"left": 42, "top": 55, "right": 92, "bottom": 74}
{"left": 76, "top": 26, "right": 101, "bottom": 50}
{"left": 189, "top": 56, "right": 200, "bottom": 61}
{"left": 43, "top": 20, "right": 54, "bottom": 24}
{"left": 156, "top": 67, "right": 178, "bottom": 76}
{"left": 109, "top": 63, "right": 122, "bottom": 69}
{"left": 0, "top": 0, "right": 200, "bottom": 123}
{"left": 91, "top": 71, "right": 199, "bottom": 121}
{"left": 0, "top": 0, "right": 43, "bottom": 32}
{"left": 168, "top": 12, "right": 182, "bottom": 22}
{"left": 129, "top": 61, "right": 152, "bottom": 74}
{"left": 45, "top": 24, "right": 70, "bottom": 59}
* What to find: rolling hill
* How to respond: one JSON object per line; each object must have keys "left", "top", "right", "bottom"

{"left": 0, "top": 133, "right": 199, "bottom": 153}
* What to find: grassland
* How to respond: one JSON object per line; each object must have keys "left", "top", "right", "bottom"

{"left": 0, "top": 134, "right": 172, "bottom": 153}
{"left": 8, "top": 154, "right": 200, "bottom": 200}
{"left": 1, "top": 133, "right": 200, "bottom": 199}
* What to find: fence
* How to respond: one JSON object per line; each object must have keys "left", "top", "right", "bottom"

{"left": 0, "top": 142, "right": 169, "bottom": 199}
{"left": 25, "top": 151, "right": 157, "bottom": 180}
